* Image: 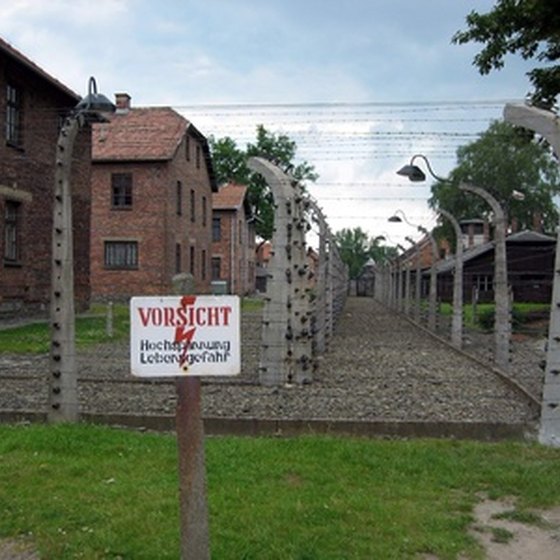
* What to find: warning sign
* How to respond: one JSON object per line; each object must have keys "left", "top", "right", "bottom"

{"left": 130, "top": 295, "right": 240, "bottom": 377}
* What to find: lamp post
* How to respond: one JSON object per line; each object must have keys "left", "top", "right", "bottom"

{"left": 389, "top": 211, "right": 439, "bottom": 331}
{"left": 405, "top": 235, "right": 422, "bottom": 322}
{"left": 504, "top": 103, "right": 560, "bottom": 447}
{"left": 49, "top": 77, "right": 115, "bottom": 423}
{"left": 436, "top": 208, "right": 463, "bottom": 349}
{"left": 397, "top": 155, "right": 513, "bottom": 370}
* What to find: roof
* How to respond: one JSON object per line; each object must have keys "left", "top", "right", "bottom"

{"left": 436, "top": 229, "right": 556, "bottom": 274}
{"left": 92, "top": 107, "right": 188, "bottom": 161}
{"left": 506, "top": 230, "right": 556, "bottom": 243}
{"left": 0, "top": 36, "right": 79, "bottom": 102}
{"left": 212, "top": 183, "right": 248, "bottom": 211}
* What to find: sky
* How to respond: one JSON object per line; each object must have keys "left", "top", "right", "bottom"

{"left": 1, "top": 0, "right": 538, "bottom": 246}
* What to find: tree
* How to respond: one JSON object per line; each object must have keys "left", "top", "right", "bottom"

{"left": 209, "top": 125, "right": 318, "bottom": 240}
{"left": 333, "top": 228, "right": 394, "bottom": 279}
{"left": 453, "top": 0, "right": 560, "bottom": 107}
{"left": 429, "top": 120, "right": 560, "bottom": 241}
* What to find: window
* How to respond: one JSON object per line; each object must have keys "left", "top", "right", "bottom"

{"left": 190, "top": 189, "right": 195, "bottom": 223}
{"left": 196, "top": 146, "right": 201, "bottom": 169}
{"left": 474, "top": 275, "right": 493, "bottom": 292}
{"left": 175, "top": 243, "right": 182, "bottom": 273}
{"left": 4, "top": 201, "right": 20, "bottom": 262}
{"left": 176, "top": 181, "right": 182, "bottom": 215}
{"left": 111, "top": 173, "right": 133, "bottom": 208}
{"left": 211, "top": 257, "right": 221, "bottom": 280}
{"left": 185, "top": 135, "right": 191, "bottom": 161}
{"left": 212, "top": 217, "right": 221, "bottom": 241}
{"left": 202, "top": 196, "right": 207, "bottom": 227}
{"left": 201, "top": 249, "right": 207, "bottom": 280}
{"left": 190, "top": 246, "right": 195, "bottom": 275}
{"left": 104, "top": 241, "right": 138, "bottom": 269}
{"left": 6, "top": 83, "right": 23, "bottom": 147}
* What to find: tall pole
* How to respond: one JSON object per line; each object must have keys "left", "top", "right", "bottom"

{"left": 460, "top": 182, "right": 510, "bottom": 370}
{"left": 173, "top": 274, "right": 210, "bottom": 560}
{"left": 426, "top": 231, "right": 439, "bottom": 333}
{"left": 504, "top": 103, "right": 560, "bottom": 446}
{"left": 414, "top": 244, "right": 421, "bottom": 322}
{"left": 48, "top": 77, "right": 115, "bottom": 423}
{"left": 437, "top": 208, "right": 464, "bottom": 349}
{"left": 49, "top": 115, "right": 81, "bottom": 422}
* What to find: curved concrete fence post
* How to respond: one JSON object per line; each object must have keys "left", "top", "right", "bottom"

{"left": 248, "top": 157, "right": 313, "bottom": 386}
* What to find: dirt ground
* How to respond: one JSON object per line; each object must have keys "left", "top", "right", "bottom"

{"left": 466, "top": 497, "right": 560, "bottom": 560}
{"left": 420, "top": 496, "right": 560, "bottom": 560}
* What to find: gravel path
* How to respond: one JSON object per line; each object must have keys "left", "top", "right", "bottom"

{"left": 0, "top": 297, "right": 544, "bottom": 426}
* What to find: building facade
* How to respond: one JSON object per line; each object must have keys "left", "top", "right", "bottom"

{"left": 90, "top": 94, "right": 216, "bottom": 299}
{"left": 0, "top": 37, "right": 92, "bottom": 314}
{"left": 211, "top": 182, "right": 256, "bottom": 295}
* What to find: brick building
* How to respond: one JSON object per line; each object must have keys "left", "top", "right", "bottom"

{"left": 211, "top": 182, "right": 256, "bottom": 295}
{"left": 90, "top": 94, "right": 217, "bottom": 299}
{"left": 0, "top": 37, "right": 92, "bottom": 315}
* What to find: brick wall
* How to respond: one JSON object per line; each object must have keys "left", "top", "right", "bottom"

{"left": 0, "top": 51, "right": 91, "bottom": 313}
{"left": 91, "top": 132, "right": 213, "bottom": 300}
{"left": 212, "top": 207, "right": 256, "bottom": 295}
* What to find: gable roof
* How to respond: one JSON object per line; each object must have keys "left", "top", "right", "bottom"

{"left": 0, "top": 36, "right": 79, "bottom": 102}
{"left": 92, "top": 107, "right": 188, "bottom": 162}
{"left": 435, "top": 229, "right": 556, "bottom": 274}
{"left": 212, "top": 183, "right": 248, "bottom": 211}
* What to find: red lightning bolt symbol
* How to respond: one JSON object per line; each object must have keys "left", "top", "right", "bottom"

{"left": 174, "top": 295, "right": 196, "bottom": 368}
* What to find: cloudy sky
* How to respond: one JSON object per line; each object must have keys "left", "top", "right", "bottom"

{"left": 1, "top": 0, "right": 536, "bottom": 244}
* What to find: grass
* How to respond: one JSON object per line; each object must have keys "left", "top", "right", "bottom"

{"left": 0, "top": 305, "right": 130, "bottom": 354}
{"left": 438, "top": 302, "right": 550, "bottom": 331}
{"left": 1, "top": 424, "right": 560, "bottom": 559}
{"left": 0, "top": 297, "right": 262, "bottom": 354}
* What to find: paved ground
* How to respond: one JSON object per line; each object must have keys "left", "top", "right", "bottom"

{"left": 0, "top": 297, "right": 543, "bottom": 427}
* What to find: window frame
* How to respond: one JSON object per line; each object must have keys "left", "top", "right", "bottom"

{"left": 111, "top": 173, "right": 133, "bottom": 210}
{"left": 211, "top": 256, "right": 221, "bottom": 281}
{"left": 104, "top": 240, "right": 138, "bottom": 270}
{"left": 6, "top": 83, "right": 23, "bottom": 148}
{"left": 212, "top": 217, "right": 221, "bottom": 242}
{"left": 3, "top": 200, "right": 20, "bottom": 264}
{"left": 190, "top": 189, "right": 196, "bottom": 223}
{"left": 176, "top": 181, "right": 183, "bottom": 216}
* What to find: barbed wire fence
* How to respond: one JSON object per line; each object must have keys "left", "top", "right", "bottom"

{"left": 248, "top": 157, "right": 348, "bottom": 387}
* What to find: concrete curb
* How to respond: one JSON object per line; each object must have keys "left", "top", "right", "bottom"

{"left": 0, "top": 410, "right": 536, "bottom": 442}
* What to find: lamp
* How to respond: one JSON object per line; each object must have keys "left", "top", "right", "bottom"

{"left": 75, "top": 77, "right": 116, "bottom": 116}
{"left": 397, "top": 154, "right": 447, "bottom": 183}
{"left": 396, "top": 153, "right": 511, "bottom": 369}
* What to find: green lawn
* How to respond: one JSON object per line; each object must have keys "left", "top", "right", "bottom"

{"left": 1, "top": 424, "right": 559, "bottom": 559}
{"left": 0, "top": 297, "right": 262, "bottom": 354}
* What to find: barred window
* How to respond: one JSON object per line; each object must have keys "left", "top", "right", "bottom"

{"left": 4, "top": 201, "right": 20, "bottom": 262}
{"left": 111, "top": 173, "right": 133, "bottom": 208}
{"left": 176, "top": 181, "right": 183, "bottom": 215}
{"left": 211, "top": 257, "right": 221, "bottom": 280}
{"left": 190, "top": 189, "right": 196, "bottom": 223}
{"left": 104, "top": 241, "right": 138, "bottom": 269}
{"left": 6, "top": 83, "right": 23, "bottom": 147}
{"left": 212, "top": 217, "right": 221, "bottom": 241}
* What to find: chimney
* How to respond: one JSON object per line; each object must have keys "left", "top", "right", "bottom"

{"left": 115, "top": 93, "right": 131, "bottom": 113}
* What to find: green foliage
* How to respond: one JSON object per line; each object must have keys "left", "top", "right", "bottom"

{"left": 453, "top": 0, "right": 560, "bottom": 107}
{"left": 333, "top": 227, "right": 394, "bottom": 279}
{"left": 429, "top": 121, "right": 560, "bottom": 237}
{"left": 1, "top": 425, "right": 560, "bottom": 559}
{"left": 209, "top": 126, "right": 318, "bottom": 240}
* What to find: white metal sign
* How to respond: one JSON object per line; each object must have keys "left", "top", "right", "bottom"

{"left": 130, "top": 295, "right": 240, "bottom": 377}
